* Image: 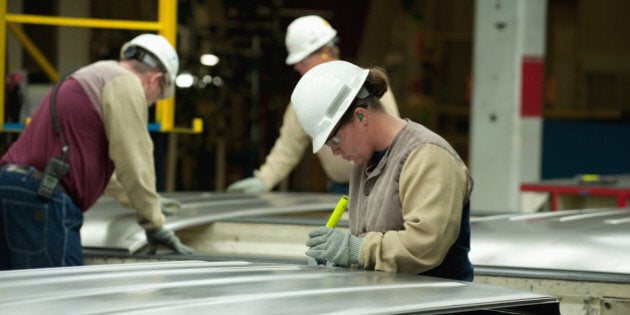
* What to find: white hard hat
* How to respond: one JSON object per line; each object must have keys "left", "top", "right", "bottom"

{"left": 285, "top": 15, "right": 337, "bottom": 65}
{"left": 121, "top": 34, "right": 179, "bottom": 99}
{"left": 291, "top": 60, "right": 368, "bottom": 153}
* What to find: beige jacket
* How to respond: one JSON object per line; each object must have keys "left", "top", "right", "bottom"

{"left": 255, "top": 88, "right": 400, "bottom": 190}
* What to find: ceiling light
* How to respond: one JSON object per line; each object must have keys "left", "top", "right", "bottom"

{"left": 200, "top": 54, "right": 219, "bottom": 66}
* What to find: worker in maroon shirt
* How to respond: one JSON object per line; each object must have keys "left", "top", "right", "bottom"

{"left": 0, "top": 34, "right": 193, "bottom": 270}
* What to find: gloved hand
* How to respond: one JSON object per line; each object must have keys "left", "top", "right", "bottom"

{"left": 305, "top": 227, "right": 362, "bottom": 267}
{"left": 226, "top": 177, "right": 267, "bottom": 193}
{"left": 145, "top": 227, "right": 195, "bottom": 255}
{"left": 159, "top": 196, "right": 181, "bottom": 216}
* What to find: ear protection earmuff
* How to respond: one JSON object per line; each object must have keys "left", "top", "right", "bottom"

{"left": 357, "top": 113, "right": 364, "bottom": 121}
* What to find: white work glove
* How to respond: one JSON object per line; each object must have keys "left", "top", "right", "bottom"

{"left": 159, "top": 196, "right": 181, "bottom": 216}
{"left": 305, "top": 227, "right": 362, "bottom": 267}
{"left": 145, "top": 227, "right": 194, "bottom": 255}
{"left": 226, "top": 177, "right": 267, "bottom": 193}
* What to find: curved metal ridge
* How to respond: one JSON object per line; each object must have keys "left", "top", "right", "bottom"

{"left": 557, "top": 209, "right": 626, "bottom": 222}
{"left": 0, "top": 261, "right": 559, "bottom": 315}
{"left": 82, "top": 192, "right": 341, "bottom": 253}
{"left": 474, "top": 266, "right": 630, "bottom": 284}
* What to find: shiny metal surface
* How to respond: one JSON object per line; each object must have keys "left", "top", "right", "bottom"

{"left": 0, "top": 260, "right": 559, "bottom": 315}
{"left": 82, "top": 192, "right": 341, "bottom": 253}
{"left": 84, "top": 192, "right": 630, "bottom": 279}
{"left": 470, "top": 208, "right": 630, "bottom": 278}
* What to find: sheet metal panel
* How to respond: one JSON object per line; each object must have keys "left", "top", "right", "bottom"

{"left": 83, "top": 192, "right": 630, "bottom": 282}
{"left": 470, "top": 208, "right": 630, "bottom": 279}
{"left": 82, "top": 192, "right": 341, "bottom": 253}
{"left": 0, "top": 260, "right": 559, "bottom": 315}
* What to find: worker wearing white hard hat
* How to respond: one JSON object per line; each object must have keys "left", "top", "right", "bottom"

{"left": 120, "top": 33, "right": 179, "bottom": 99}
{"left": 227, "top": 15, "right": 400, "bottom": 194}
{"left": 293, "top": 60, "right": 474, "bottom": 281}
{"left": 0, "top": 33, "right": 193, "bottom": 270}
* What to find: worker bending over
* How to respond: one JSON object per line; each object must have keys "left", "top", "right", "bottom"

{"left": 293, "top": 61, "right": 474, "bottom": 281}
{"left": 0, "top": 34, "right": 193, "bottom": 270}
{"left": 227, "top": 15, "right": 399, "bottom": 194}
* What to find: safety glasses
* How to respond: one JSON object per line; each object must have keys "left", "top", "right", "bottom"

{"left": 326, "top": 121, "right": 344, "bottom": 147}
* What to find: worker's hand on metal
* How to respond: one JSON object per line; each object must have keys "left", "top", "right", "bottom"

{"left": 145, "top": 227, "right": 195, "bottom": 255}
{"left": 226, "top": 177, "right": 267, "bottom": 193}
{"left": 305, "top": 227, "right": 361, "bottom": 267}
{"left": 159, "top": 196, "right": 181, "bottom": 216}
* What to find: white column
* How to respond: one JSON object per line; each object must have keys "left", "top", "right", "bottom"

{"left": 470, "top": 0, "right": 547, "bottom": 214}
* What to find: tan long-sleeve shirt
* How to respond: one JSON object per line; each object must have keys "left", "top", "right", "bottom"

{"left": 100, "top": 70, "right": 164, "bottom": 229}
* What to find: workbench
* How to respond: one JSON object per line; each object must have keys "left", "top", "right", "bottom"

{"left": 521, "top": 175, "right": 630, "bottom": 211}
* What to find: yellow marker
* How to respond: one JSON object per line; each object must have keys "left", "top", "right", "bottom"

{"left": 326, "top": 195, "right": 349, "bottom": 228}
{"left": 580, "top": 174, "right": 600, "bottom": 182}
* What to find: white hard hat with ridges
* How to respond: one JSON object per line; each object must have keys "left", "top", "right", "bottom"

{"left": 285, "top": 15, "right": 337, "bottom": 65}
{"left": 291, "top": 60, "right": 368, "bottom": 153}
{"left": 121, "top": 34, "right": 179, "bottom": 99}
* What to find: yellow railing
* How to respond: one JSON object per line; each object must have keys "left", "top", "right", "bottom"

{"left": 0, "top": 0, "right": 202, "bottom": 133}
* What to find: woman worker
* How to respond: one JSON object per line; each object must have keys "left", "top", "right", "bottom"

{"left": 291, "top": 60, "right": 474, "bottom": 281}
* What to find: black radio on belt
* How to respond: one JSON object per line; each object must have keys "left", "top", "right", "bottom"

{"left": 36, "top": 156, "right": 69, "bottom": 200}
{"left": 36, "top": 71, "right": 73, "bottom": 201}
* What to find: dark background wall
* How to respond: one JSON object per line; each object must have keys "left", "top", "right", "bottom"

{"left": 541, "top": 119, "right": 630, "bottom": 179}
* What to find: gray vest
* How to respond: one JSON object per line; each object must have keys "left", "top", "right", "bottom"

{"left": 348, "top": 120, "right": 474, "bottom": 280}
{"left": 349, "top": 120, "right": 472, "bottom": 235}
